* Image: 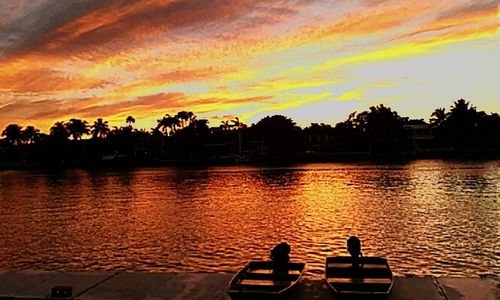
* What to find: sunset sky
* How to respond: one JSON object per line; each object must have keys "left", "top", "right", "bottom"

{"left": 0, "top": 0, "right": 498, "bottom": 132}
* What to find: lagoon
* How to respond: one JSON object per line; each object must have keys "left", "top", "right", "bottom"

{"left": 0, "top": 160, "right": 498, "bottom": 277}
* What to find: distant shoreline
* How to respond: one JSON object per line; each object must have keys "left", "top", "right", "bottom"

{"left": 1, "top": 151, "right": 498, "bottom": 171}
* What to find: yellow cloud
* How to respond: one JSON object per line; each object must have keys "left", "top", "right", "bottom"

{"left": 336, "top": 89, "right": 365, "bottom": 101}
{"left": 1, "top": 1, "right": 498, "bottom": 132}
{"left": 315, "top": 25, "right": 498, "bottom": 72}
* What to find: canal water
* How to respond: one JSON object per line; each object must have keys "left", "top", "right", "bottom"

{"left": 0, "top": 160, "right": 498, "bottom": 277}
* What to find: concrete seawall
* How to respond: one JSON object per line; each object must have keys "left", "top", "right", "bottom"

{"left": 0, "top": 270, "right": 497, "bottom": 300}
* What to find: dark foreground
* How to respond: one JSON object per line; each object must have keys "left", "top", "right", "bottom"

{"left": 0, "top": 270, "right": 497, "bottom": 300}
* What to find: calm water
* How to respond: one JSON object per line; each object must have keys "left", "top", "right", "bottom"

{"left": 0, "top": 160, "right": 498, "bottom": 277}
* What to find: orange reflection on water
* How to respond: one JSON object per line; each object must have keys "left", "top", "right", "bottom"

{"left": 0, "top": 160, "right": 498, "bottom": 277}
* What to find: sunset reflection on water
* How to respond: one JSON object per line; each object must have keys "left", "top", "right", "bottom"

{"left": 0, "top": 160, "right": 498, "bottom": 277}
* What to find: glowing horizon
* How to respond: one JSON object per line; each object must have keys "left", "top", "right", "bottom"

{"left": 0, "top": 0, "right": 498, "bottom": 133}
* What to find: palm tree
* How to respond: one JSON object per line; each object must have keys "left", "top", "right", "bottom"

{"left": 449, "top": 99, "right": 476, "bottom": 117}
{"left": 156, "top": 116, "right": 168, "bottom": 135}
{"left": 126, "top": 115, "right": 135, "bottom": 126}
{"left": 50, "top": 121, "right": 70, "bottom": 140}
{"left": 220, "top": 120, "right": 230, "bottom": 130}
{"left": 176, "top": 111, "right": 196, "bottom": 128}
{"left": 430, "top": 108, "right": 446, "bottom": 126}
{"left": 186, "top": 111, "right": 195, "bottom": 125}
{"left": 91, "top": 118, "right": 110, "bottom": 139}
{"left": 175, "top": 111, "right": 190, "bottom": 128}
{"left": 446, "top": 99, "right": 477, "bottom": 129}
{"left": 157, "top": 114, "right": 180, "bottom": 136}
{"left": 230, "top": 117, "right": 246, "bottom": 130}
{"left": 1, "top": 124, "right": 23, "bottom": 145}
{"left": 22, "top": 126, "right": 41, "bottom": 144}
{"left": 66, "top": 118, "right": 89, "bottom": 140}
{"left": 366, "top": 104, "right": 403, "bottom": 130}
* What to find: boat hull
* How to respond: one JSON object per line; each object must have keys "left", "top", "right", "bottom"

{"left": 227, "top": 261, "right": 305, "bottom": 299}
{"left": 325, "top": 256, "right": 393, "bottom": 297}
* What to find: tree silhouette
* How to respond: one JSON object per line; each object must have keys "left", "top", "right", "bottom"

{"left": 126, "top": 115, "right": 136, "bottom": 125}
{"left": 444, "top": 99, "right": 477, "bottom": 130}
{"left": 438, "top": 98, "right": 483, "bottom": 149}
{"left": 365, "top": 104, "right": 404, "bottom": 132}
{"left": 336, "top": 104, "right": 406, "bottom": 153}
{"left": 156, "top": 114, "right": 180, "bottom": 136}
{"left": 191, "top": 118, "right": 210, "bottom": 136}
{"left": 335, "top": 112, "right": 358, "bottom": 129}
{"left": 186, "top": 111, "right": 195, "bottom": 124}
{"left": 1, "top": 100, "right": 498, "bottom": 167}
{"left": 220, "top": 120, "right": 230, "bottom": 130}
{"left": 1, "top": 124, "right": 23, "bottom": 145}
{"left": 66, "top": 118, "right": 89, "bottom": 140}
{"left": 430, "top": 108, "right": 446, "bottom": 126}
{"left": 150, "top": 127, "right": 162, "bottom": 136}
{"left": 352, "top": 111, "right": 369, "bottom": 130}
{"left": 156, "top": 115, "right": 169, "bottom": 136}
{"left": 175, "top": 110, "right": 194, "bottom": 128}
{"left": 219, "top": 117, "right": 246, "bottom": 130}
{"left": 50, "top": 121, "right": 70, "bottom": 140}
{"left": 230, "top": 117, "right": 247, "bottom": 130}
{"left": 252, "top": 115, "right": 302, "bottom": 154}
{"left": 22, "top": 126, "right": 41, "bottom": 144}
{"left": 476, "top": 112, "right": 500, "bottom": 139}
{"left": 91, "top": 118, "right": 110, "bottom": 139}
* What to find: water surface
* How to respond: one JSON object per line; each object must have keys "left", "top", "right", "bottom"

{"left": 0, "top": 160, "right": 498, "bottom": 277}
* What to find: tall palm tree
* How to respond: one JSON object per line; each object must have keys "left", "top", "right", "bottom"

{"left": 156, "top": 116, "right": 168, "bottom": 135}
{"left": 176, "top": 111, "right": 189, "bottom": 128}
{"left": 1, "top": 124, "right": 23, "bottom": 145}
{"left": 430, "top": 108, "right": 446, "bottom": 126}
{"left": 446, "top": 99, "right": 477, "bottom": 129}
{"left": 66, "top": 118, "right": 89, "bottom": 140}
{"left": 167, "top": 115, "right": 181, "bottom": 135}
{"left": 22, "top": 126, "right": 41, "bottom": 144}
{"left": 157, "top": 114, "right": 180, "bottom": 136}
{"left": 50, "top": 121, "right": 70, "bottom": 140}
{"left": 186, "top": 111, "right": 195, "bottom": 125}
{"left": 91, "top": 118, "right": 110, "bottom": 139}
{"left": 449, "top": 99, "right": 476, "bottom": 116}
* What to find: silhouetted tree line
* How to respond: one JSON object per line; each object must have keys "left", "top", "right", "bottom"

{"left": 1, "top": 99, "right": 499, "bottom": 168}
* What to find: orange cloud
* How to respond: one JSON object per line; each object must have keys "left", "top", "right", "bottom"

{"left": 0, "top": 67, "right": 110, "bottom": 93}
{"left": 396, "top": 2, "right": 497, "bottom": 41}
{"left": 0, "top": 0, "right": 498, "bottom": 132}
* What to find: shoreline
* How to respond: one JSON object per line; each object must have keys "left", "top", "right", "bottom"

{"left": 0, "top": 153, "right": 498, "bottom": 171}
{"left": 0, "top": 270, "right": 497, "bottom": 299}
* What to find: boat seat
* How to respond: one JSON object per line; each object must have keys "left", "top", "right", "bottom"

{"left": 238, "top": 279, "right": 292, "bottom": 286}
{"left": 327, "top": 263, "right": 387, "bottom": 269}
{"left": 326, "top": 268, "right": 391, "bottom": 279}
{"left": 247, "top": 268, "right": 302, "bottom": 276}
{"left": 243, "top": 272, "right": 300, "bottom": 281}
{"left": 235, "top": 279, "right": 292, "bottom": 291}
{"left": 327, "top": 277, "right": 392, "bottom": 285}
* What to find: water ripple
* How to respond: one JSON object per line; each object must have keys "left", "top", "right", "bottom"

{"left": 0, "top": 160, "right": 498, "bottom": 278}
